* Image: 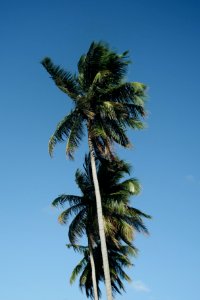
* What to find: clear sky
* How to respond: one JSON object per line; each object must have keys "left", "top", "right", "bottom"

{"left": 1, "top": 1, "right": 200, "bottom": 300}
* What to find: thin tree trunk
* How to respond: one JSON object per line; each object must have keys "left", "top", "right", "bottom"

{"left": 88, "top": 129, "right": 113, "bottom": 300}
{"left": 88, "top": 235, "right": 99, "bottom": 300}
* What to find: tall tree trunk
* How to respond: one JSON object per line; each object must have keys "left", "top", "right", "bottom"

{"left": 88, "top": 129, "right": 113, "bottom": 300}
{"left": 88, "top": 235, "right": 99, "bottom": 300}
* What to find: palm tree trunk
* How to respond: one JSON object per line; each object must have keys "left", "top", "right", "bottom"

{"left": 88, "top": 129, "right": 113, "bottom": 300}
{"left": 88, "top": 235, "right": 99, "bottom": 300}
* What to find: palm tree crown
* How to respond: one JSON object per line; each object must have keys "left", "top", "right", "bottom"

{"left": 68, "top": 242, "right": 135, "bottom": 299}
{"left": 52, "top": 156, "right": 150, "bottom": 298}
{"left": 53, "top": 155, "right": 150, "bottom": 247}
{"left": 41, "top": 41, "right": 146, "bottom": 160}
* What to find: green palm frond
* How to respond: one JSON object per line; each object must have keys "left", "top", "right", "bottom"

{"left": 104, "top": 200, "right": 127, "bottom": 216}
{"left": 91, "top": 70, "right": 112, "bottom": 85}
{"left": 41, "top": 57, "right": 80, "bottom": 100}
{"left": 112, "top": 252, "right": 132, "bottom": 268}
{"left": 58, "top": 204, "right": 85, "bottom": 224}
{"left": 79, "top": 267, "right": 90, "bottom": 286}
{"left": 117, "top": 178, "right": 141, "bottom": 195}
{"left": 98, "top": 101, "right": 128, "bottom": 121}
{"left": 102, "top": 81, "right": 146, "bottom": 103}
{"left": 131, "top": 82, "right": 147, "bottom": 95}
{"left": 52, "top": 194, "right": 82, "bottom": 207}
{"left": 128, "top": 207, "right": 151, "bottom": 219}
{"left": 89, "top": 122, "right": 108, "bottom": 140}
{"left": 77, "top": 41, "right": 130, "bottom": 91}
{"left": 90, "top": 123, "right": 114, "bottom": 159}
{"left": 70, "top": 257, "right": 87, "bottom": 284}
{"left": 102, "top": 119, "right": 131, "bottom": 148}
{"left": 48, "top": 109, "right": 78, "bottom": 156}
{"left": 118, "top": 220, "right": 134, "bottom": 242}
{"left": 66, "top": 243, "right": 88, "bottom": 254}
{"left": 75, "top": 168, "right": 93, "bottom": 195}
{"left": 124, "top": 212, "right": 149, "bottom": 234}
{"left": 68, "top": 208, "right": 87, "bottom": 243}
{"left": 65, "top": 114, "right": 85, "bottom": 159}
{"left": 103, "top": 218, "right": 116, "bottom": 237}
{"left": 113, "top": 265, "right": 131, "bottom": 283}
{"left": 119, "top": 245, "right": 138, "bottom": 257}
{"left": 125, "top": 117, "right": 145, "bottom": 129}
{"left": 97, "top": 158, "right": 131, "bottom": 186}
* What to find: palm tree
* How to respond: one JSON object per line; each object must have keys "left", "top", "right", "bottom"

{"left": 52, "top": 155, "right": 150, "bottom": 299}
{"left": 41, "top": 41, "right": 146, "bottom": 300}
{"left": 67, "top": 242, "right": 136, "bottom": 299}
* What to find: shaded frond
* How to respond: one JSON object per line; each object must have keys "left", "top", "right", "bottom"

{"left": 68, "top": 208, "right": 87, "bottom": 243}
{"left": 41, "top": 57, "right": 80, "bottom": 100}
{"left": 52, "top": 194, "right": 82, "bottom": 207}
{"left": 66, "top": 243, "right": 88, "bottom": 254}
{"left": 77, "top": 41, "right": 130, "bottom": 91}
{"left": 75, "top": 168, "right": 93, "bottom": 195}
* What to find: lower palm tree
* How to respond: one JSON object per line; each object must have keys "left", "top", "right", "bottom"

{"left": 53, "top": 155, "right": 150, "bottom": 298}
{"left": 67, "top": 242, "right": 136, "bottom": 299}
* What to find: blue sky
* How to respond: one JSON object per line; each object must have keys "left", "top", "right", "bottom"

{"left": 1, "top": 0, "right": 200, "bottom": 299}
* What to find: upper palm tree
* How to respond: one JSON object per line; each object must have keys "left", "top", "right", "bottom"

{"left": 53, "top": 155, "right": 150, "bottom": 299}
{"left": 41, "top": 41, "right": 146, "bottom": 300}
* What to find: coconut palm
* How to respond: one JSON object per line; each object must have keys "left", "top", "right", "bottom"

{"left": 52, "top": 155, "right": 150, "bottom": 299}
{"left": 67, "top": 242, "right": 136, "bottom": 299}
{"left": 41, "top": 41, "right": 146, "bottom": 300}
{"left": 52, "top": 155, "right": 149, "bottom": 245}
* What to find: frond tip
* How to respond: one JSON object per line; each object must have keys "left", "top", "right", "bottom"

{"left": 48, "top": 135, "right": 56, "bottom": 157}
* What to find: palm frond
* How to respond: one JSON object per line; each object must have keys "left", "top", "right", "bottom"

{"left": 66, "top": 243, "right": 88, "bottom": 254}
{"left": 75, "top": 168, "right": 93, "bottom": 195}
{"left": 41, "top": 57, "right": 80, "bottom": 100}
{"left": 77, "top": 41, "right": 130, "bottom": 91}
{"left": 102, "top": 119, "right": 131, "bottom": 148}
{"left": 119, "top": 245, "right": 138, "bottom": 257}
{"left": 79, "top": 266, "right": 90, "bottom": 286}
{"left": 70, "top": 257, "right": 87, "bottom": 284}
{"left": 104, "top": 200, "right": 127, "bottom": 216}
{"left": 117, "top": 178, "right": 141, "bottom": 195}
{"left": 124, "top": 210, "right": 150, "bottom": 234}
{"left": 65, "top": 114, "right": 85, "bottom": 159}
{"left": 98, "top": 101, "right": 128, "bottom": 120}
{"left": 58, "top": 204, "right": 85, "bottom": 224}
{"left": 48, "top": 109, "right": 78, "bottom": 156}
{"left": 68, "top": 208, "right": 87, "bottom": 243}
{"left": 125, "top": 117, "right": 145, "bottom": 129}
{"left": 128, "top": 207, "right": 151, "bottom": 219}
{"left": 52, "top": 194, "right": 82, "bottom": 207}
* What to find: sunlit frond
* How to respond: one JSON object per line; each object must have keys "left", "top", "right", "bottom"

{"left": 70, "top": 257, "right": 87, "bottom": 284}
{"left": 58, "top": 204, "right": 85, "bottom": 224}
{"left": 65, "top": 114, "right": 85, "bottom": 159}
{"left": 48, "top": 109, "right": 78, "bottom": 156}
